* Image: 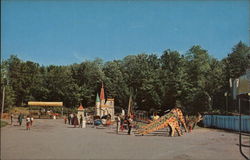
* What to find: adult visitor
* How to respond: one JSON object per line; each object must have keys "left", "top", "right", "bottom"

{"left": 72, "top": 114, "right": 79, "bottom": 128}
{"left": 120, "top": 116, "right": 124, "bottom": 131}
{"left": 116, "top": 115, "right": 121, "bottom": 134}
{"left": 18, "top": 113, "right": 23, "bottom": 126}
{"left": 79, "top": 115, "right": 83, "bottom": 128}
{"left": 68, "top": 114, "right": 71, "bottom": 125}
{"left": 70, "top": 113, "right": 74, "bottom": 125}
{"left": 127, "top": 116, "right": 133, "bottom": 135}
{"left": 30, "top": 115, "right": 34, "bottom": 126}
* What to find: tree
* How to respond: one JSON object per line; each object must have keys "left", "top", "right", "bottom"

{"left": 3, "top": 42, "right": 248, "bottom": 115}
{"left": 184, "top": 45, "right": 214, "bottom": 113}
{"left": 222, "top": 41, "right": 250, "bottom": 112}
{"left": 1, "top": 60, "right": 16, "bottom": 111}
{"left": 71, "top": 59, "right": 105, "bottom": 107}
{"left": 6, "top": 55, "right": 26, "bottom": 106}
{"left": 224, "top": 41, "right": 250, "bottom": 80}
{"left": 103, "top": 60, "right": 129, "bottom": 108}
{"left": 120, "top": 54, "right": 162, "bottom": 112}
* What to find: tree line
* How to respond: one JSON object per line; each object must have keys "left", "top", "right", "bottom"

{"left": 1, "top": 42, "right": 250, "bottom": 115}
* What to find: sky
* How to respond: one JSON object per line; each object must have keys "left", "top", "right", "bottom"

{"left": 1, "top": 0, "right": 249, "bottom": 66}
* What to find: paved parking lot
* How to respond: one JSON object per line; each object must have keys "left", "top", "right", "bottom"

{"left": 1, "top": 119, "right": 249, "bottom": 160}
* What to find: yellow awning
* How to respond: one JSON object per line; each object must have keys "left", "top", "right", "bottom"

{"left": 28, "top": 101, "right": 63, "bottom": 107}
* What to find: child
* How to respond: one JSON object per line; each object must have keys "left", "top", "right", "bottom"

{"left": 64, "top": 116, "right": 67, "bottom": 124}
{"left": 26, "top": 115, "right": 31, "bottom": 130}
{"left": 10, "top": 114, "right": 14, "bottom": 125}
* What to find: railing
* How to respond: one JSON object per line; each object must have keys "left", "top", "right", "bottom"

{"left": 203, "top": 115, "right": 250, "bottom": 132}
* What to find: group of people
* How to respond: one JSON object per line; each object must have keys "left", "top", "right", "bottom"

{"left": 65, "top": 113, "right": 86, "bottom": 128}
{"left": 10, "top": 113, "right": 34, "bottom": 130}
{"left": 64, "top": 112, "right": 135, "bottom": 134}
{"left": 115, "top": 114, "right": 134, "bottom": 135}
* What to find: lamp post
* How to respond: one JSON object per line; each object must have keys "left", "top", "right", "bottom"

{"left": 224, "top": 92, "right": 228, "bottom": 115}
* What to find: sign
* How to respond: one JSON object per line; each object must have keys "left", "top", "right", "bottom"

{"left": 238, "top": 74, "right": 250, "bottom": 94}
{"left": 233, "top": 70, "right": 250, "bottom": 99}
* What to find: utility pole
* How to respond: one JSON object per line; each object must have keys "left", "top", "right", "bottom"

{"left": 224, "top": 92, "right": 228, "bottom": 115}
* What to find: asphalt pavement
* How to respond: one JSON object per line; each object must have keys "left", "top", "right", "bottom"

{"left": 1, "top": 119, "right": 248, "bottom": 160}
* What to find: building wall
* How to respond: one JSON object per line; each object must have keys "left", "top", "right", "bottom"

{"left": 96, "top": 102, "right": 100, "bottom": 116}
{"left": 77, "top": 110, "right": 85, "bottom": 120}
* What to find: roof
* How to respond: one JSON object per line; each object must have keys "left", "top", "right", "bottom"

{"left": 100, "top": 83, "right": 105, "bottom": 100}
{"left": 96, "top": 93, "right": 100, "bottom": 102}
{"left": 78, "top": 104, "right": 84, "bottom": 110}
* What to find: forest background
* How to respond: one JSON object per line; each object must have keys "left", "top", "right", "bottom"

{"left": 1, "top": 41, "right": 250, "bottom": 115}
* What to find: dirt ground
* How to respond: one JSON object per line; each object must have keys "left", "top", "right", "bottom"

{"left": 1, "top": 119, "right": 249, "bottom": 160}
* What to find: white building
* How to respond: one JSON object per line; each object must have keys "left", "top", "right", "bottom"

{"left": 95, "top": 84, "right": 115, "bottom": 120}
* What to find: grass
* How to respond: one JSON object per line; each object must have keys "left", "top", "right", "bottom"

{"left": 0, "top": 120, "right": 8, "bottom": 128}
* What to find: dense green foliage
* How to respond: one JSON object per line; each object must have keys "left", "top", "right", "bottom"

{"left": 1, "top": 42, "right": 250, "bottom": 114}
{"left": 0, "top": 120, "right": 8, "bottom": 128}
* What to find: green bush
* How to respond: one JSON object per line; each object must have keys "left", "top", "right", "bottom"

{"left": 0, "top": 120, "right": 8, "bottom": 128}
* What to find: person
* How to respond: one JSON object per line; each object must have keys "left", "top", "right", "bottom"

{"left": 107, "top": 113, "right": 111, "bottom": 120}
{"left": 26, "top": 115, "right": 31, "bottom": 130}
{"left": 127, "top": 116, "right": 133, "bottom": 135}
{"left": 10, "top": 114, "right": 14, "bottom": 125}
{"left": 68, "top": 114, "right": 71, "bottom": 125}
{"left": 106, "top": 114, "right": 112, "bottom": 127}
{"left": 64, "top": 116, "right": 67, "bottom": 124}
{"left": 153, "top": 112, "right": 160, "bottom": 121}
{"left": 38, "top": 109, "right": 41, "bottom": 119}
{"left": 30, "top": 116, "right": 34, "bottom": 126}
{"left": 79, "top": 115, "right": 83, "bottom": 128}
{"left": 70, "top": 113, "right": 74, "bottom": 125}
{"left": 121, "top": 109, "right": 125, "bottom": 116}
{"left": 72, "top": 114, "right": 79, "bottom": 128}
{"left": 18, "top": 113, "right": 23, "bottom": 126}
{"left": 115, "top": 115, "right": 121, "bottom": 134}
{"left": 130, "top": 113, "right": 135, "bottom": 120}
{"left": 82, "top": 116, "right": 86, "bottom": 128}
{"left": 120, "top": 116, "right": 124, "bottom": 131}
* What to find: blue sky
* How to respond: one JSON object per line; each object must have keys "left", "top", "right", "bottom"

{"left": 1, "top": 0, "right": 249, "bottom": 66}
